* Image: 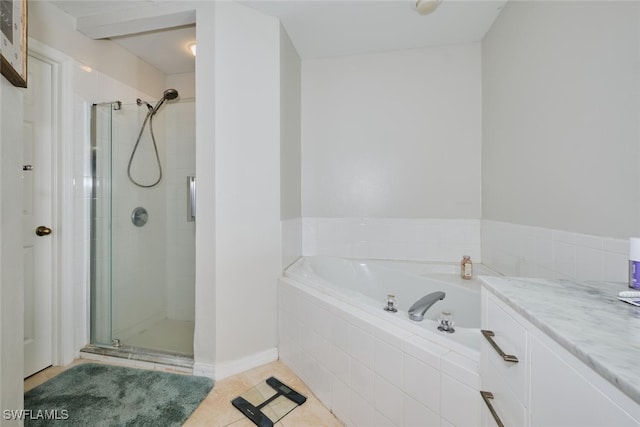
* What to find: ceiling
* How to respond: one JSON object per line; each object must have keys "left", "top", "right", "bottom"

{"left": 51, "top": 0, "right": 197, "bottom": 75}
{"left": 243, "top": 1, "right": 507, "bottom": 59}
{"left": 50, "top": 0, "right": 507, "bottom": 75}
{"left": 109, "top": 25, "right": 196, "bottom": 75}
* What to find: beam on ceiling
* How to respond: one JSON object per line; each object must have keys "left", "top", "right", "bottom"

{"left": 76, "top": 3, "right": 196, "bottom": 39}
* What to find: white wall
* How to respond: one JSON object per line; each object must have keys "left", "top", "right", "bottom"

{"left": 213, "top": 0, "right": 281, "bottom": 366}
{"left": 193, "top": 2, "right": 217, "bottom": 372}
{"left": 167, "top": 72, "right": 195, "bottom": 100}
{"left": 300, "top": 44, "right": 482, "bottom": 263}
{"left": 192, "top": 1, "right": 282, "bottom": 377}
{"left": 302, "top": 44, "right": 481, "bottom": 219}
{"left": 482, "top": 0, "right": 640, "bottom": 240}
{"left": 29, "top": 1, "right": 165, "bottom": 98}
{"left": 280, "top": 26, "right": 302, "bottom": 221}
{"left": 280, "top": 26, "right": 302, "bottom": 269}
{"left": 0, "top": 76, "right": 24, "bottom": 427}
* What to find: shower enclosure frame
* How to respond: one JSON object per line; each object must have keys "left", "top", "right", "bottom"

{"left": 86, "top": 97, "right": 196, "bottom": 367}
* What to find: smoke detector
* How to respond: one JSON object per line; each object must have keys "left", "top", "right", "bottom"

{"left": 416, "top": 0, "right": 442, "bottom": 15}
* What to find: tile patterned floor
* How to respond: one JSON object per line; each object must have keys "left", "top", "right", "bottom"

{"left": 25, "top": 359, "right": 344, "bottom": 427}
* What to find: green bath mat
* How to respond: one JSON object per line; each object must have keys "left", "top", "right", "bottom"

{"left": 24, "top": 363, "right": 213, "bottom": 427}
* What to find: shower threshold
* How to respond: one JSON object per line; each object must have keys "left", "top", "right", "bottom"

{"left": 80, "top": 344, "right": 194, "bottom": 371}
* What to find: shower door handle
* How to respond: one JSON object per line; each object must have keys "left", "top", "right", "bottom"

{"left": 187, "top": 176, "right": 196, "bottom": 222}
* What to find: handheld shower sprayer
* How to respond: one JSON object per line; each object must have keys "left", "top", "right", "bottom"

{"left": 136, "top": 88, "right": 179, "bottom": 116}
{"left": 129, "top": 88, "right": 180, "bottom": 188}
{"left": 150, "top": 88, "right": 179, "bottom": 116}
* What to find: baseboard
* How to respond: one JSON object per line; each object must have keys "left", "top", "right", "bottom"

{"left": 192, "top": 361, "right": 216, "bottom": 379}
{"left": 212, "top": 347, "right": 279, "bottom": 381}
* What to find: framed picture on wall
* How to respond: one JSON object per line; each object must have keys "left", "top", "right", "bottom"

{"left": 0, "top": 0, "right": 26, "bottom": 88}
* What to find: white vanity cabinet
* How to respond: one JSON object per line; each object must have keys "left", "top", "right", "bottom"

{"left": 480, "top": 288, "right": 528, "bottom": 427}
{"left": 480, "top": 287, "right": 640, "bottom": 427}
{"left": 529, "top": 333, "right": 638, "bottom": 427}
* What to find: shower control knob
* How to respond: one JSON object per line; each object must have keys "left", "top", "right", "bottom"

{"left": 131, "top": 207, "right": 149, "bottom": 227}
{"left": 35, "top": 226, "right": 52, "bottom": 236}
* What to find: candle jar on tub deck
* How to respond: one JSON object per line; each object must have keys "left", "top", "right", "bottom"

{"left": 460, "top": 255, "right": 473, "bottom": 280}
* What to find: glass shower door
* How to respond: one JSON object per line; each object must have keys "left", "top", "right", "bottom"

{"left": 90, "top": 98, "right": 195, "bottom": 357}
{"left": 90, "top": 103, "right": 113, "bottom": 348}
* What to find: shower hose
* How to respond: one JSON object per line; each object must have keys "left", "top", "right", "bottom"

{"left": 127, "top": 109, "right": 162, "bottom": 188}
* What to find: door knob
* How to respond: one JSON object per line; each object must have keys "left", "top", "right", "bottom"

{"left": 35, "top": 226, "right": 52, "bottom": 236}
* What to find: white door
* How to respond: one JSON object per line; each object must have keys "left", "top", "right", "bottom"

{"left": 23, "top": 54, "right": 54, "bottom": 378}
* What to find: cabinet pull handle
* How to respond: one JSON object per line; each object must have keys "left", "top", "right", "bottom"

{"left": 480, "top": 391, "right": 505, "bottom": 427}
{"left": 481, "top": 330, "right": 519, "bottom": 363}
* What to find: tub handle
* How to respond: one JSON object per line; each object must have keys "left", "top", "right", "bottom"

{"left": 480, "top": 391, "right": 505, "bottom": 427}
{"left": 481, "top": 330, "right": 519, "bottom": 363}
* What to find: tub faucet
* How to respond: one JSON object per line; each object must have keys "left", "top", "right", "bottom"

{"left": 408, "top": 291, "right": 446, "bottom": 321}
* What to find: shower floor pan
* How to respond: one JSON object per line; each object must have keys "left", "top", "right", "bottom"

{"left": 80, "top": 344, "right": 194, "bottom": 370}
{"left": 82, "top": 319, "right": 194, "bottom": 370}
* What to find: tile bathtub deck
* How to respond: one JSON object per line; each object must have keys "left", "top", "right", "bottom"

{"left": 25, "top": 359, "right": 344, "bottom": 427}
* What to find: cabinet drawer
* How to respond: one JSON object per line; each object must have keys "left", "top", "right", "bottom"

{"left": 530, "top": 335, "right": 640, "bottom": 427}
{"left": 481, "top": 358, "right": 526, "bottom": 427}
{"left": 482, "top": 295, "right": 528, "bottom": 404}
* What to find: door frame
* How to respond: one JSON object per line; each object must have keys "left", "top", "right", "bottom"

{"left": 27, "top": 38, "right": 76, "bottom": 368}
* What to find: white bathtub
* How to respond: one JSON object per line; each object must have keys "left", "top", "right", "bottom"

{"left": 278, "top": 256, "right": 500, "bottom": 426}
{"left": 285, "top": 256, "right": 499, "bottom": 352}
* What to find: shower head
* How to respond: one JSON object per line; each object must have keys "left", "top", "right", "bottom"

{"left": 163, "top": 88, "right": 179, "bottom": 101}
{"left": 150, "top": 88, "right": 179, "bottom": 115}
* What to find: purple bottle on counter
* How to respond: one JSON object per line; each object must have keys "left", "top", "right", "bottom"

{"left": 629, "top": 238, "right": 640, "bottom": 289}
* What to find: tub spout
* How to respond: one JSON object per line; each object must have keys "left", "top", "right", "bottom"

{"left": 408, "top": 291, "right": 446, "bottom": 321}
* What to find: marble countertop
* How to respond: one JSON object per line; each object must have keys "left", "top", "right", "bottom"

{"left": 480, "top": 275, "right": 640, "bottom": 405}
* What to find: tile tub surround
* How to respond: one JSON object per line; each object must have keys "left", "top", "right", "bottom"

{"left": 480, "top": 275, "right": 640, "bottom": 408}
{"left": 278, "top": 278, "right": 482, "bottom": 427}
{"left": 303, "top": 218, "right": 628, "bottom": 281}
{"left": 482, "top": 220, "right": 628, "bottom": 282}
{"left": 302, "top": 217, "right": 481, "bottom": 263}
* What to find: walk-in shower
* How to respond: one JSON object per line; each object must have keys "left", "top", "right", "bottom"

{"left": 88, "top": 92, "right": 196, "bottom": 364}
